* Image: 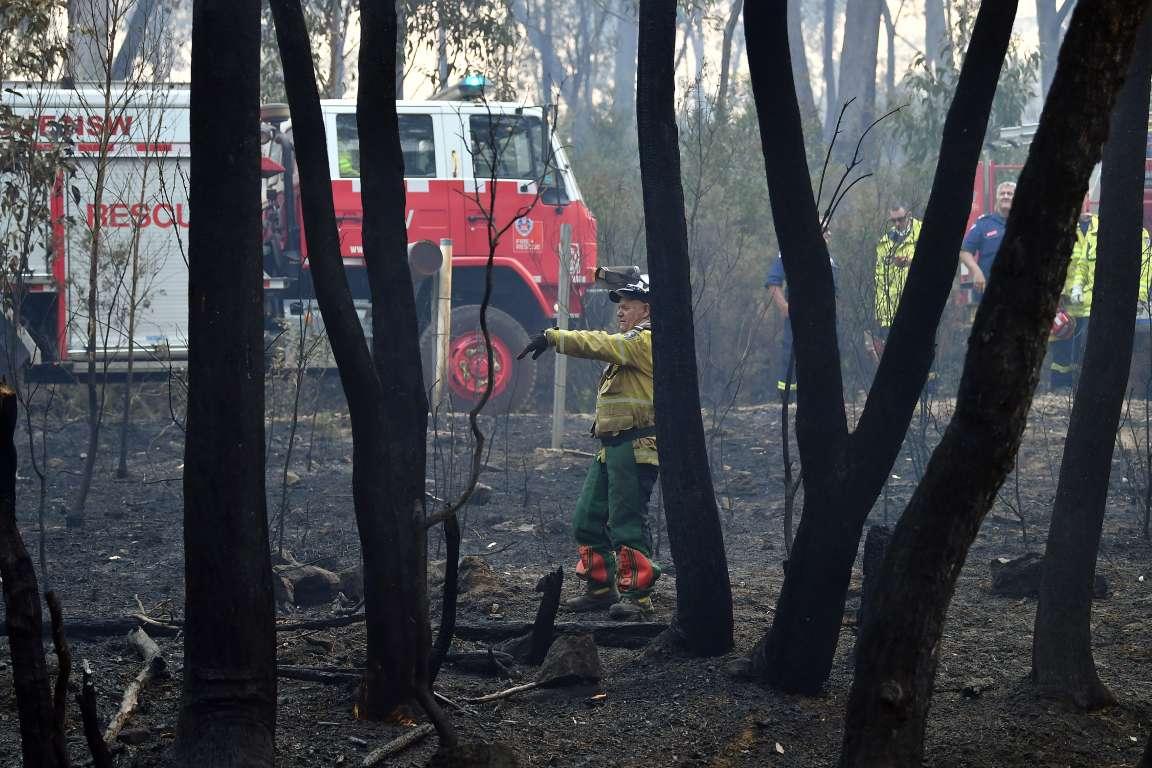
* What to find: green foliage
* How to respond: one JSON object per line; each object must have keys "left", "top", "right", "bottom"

{"left": 895, "top": 1, "right": 1038, "bottom": 164}
{"left": 0, "top": 0, "right": 69, "bottom": 82}
{"left": 258, "top": 0, "right": 520, "bottom": 102}
{"left": 0, "top": 0, "right": 72, "bottom": 290}
{"left": 403, "top": 0, "right": 518, "bottom": 97}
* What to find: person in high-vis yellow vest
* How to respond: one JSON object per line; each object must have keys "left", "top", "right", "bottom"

{"left": 1052, "top": 210, "right": 1152, "bottom": 390}
{"left": 1052, "top": 211, "right": 1097, "bottom": 389}
{"left": 518, "top": 277, "right": 660, "bottom": 620}
{"left": 870, "top": 205, "right": 922, "bottom": 359}
{"left": 1139, "top": 227, "right": 1152, "bottom": 310}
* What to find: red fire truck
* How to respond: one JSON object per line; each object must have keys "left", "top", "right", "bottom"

{"left": 1, "top": 82, "right": 599, "bottom": 412}
{"left": 261, "top": 85, "right": 599, "bottom": 412}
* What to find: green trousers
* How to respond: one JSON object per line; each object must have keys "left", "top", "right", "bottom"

{"left": 572, "top": 441, "right": 660, "bottom": 596}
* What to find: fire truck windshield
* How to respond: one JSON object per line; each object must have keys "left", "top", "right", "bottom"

{"left": 468, "top": 114, "right": 546, "bottom": 182}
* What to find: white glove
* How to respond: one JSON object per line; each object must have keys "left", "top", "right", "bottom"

{"left": 1070, "top": 285, "right": 1083, "bottom": 303}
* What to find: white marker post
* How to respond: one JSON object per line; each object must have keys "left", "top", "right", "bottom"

{"left": 432, "top": 238, "right": 453, "bottom": 409}
{"left": 551, "top": 224, "right": 572, "bottom": 449}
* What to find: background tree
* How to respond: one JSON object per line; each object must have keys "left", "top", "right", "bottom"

{"left": 834, "top": 0, "right": 882, "bottom": 158}
{"left": 743, "top": 0, "right": 1019, "bottom": 694}
{"left": 1031, "top": 9, "right": 1152, "bottom": 709}
{"left": 636, "top": 0, "right": 734, "bottom": 656}
{"left": 821, "top": 0, "right": 838, "bottom": 143}
{"left": 173, "top": 0, "right": 276, "bottom": 760}
{"left": 1036, "top": 0, "right": 1077, "bottom": 96}
{"left": 787, "top": 0, "right": 818, "bottom": 128}
{"left": 842, "top": 1, "right": 1152, "bottom": 762}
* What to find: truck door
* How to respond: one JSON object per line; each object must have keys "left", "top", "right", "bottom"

{"left": 460, "top": 112, "right": 550, "bottom": 273}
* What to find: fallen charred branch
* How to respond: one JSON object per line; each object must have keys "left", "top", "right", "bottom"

{"left": 456, "top": 620, "right": 667, "bottom": 649}
{"left": 362, "top": 723, "right": 435, "bottom": 767}
{"left": 103, "top": 629, "right": 167, "bottom": 744}
{"left": 278, "top": 650, "right": 518, "bottom": 685}
{"left": 7, "top": 612, "right": 666, "bottom": 649}
{"left": 277, "top": 665, "right": 362, "bottom": 684}
{"left": 0, "top": 615, "right": 183, "bottom": 640}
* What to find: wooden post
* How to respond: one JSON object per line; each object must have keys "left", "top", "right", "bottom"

{"left": 551, "top": 224, "right": 572, "bottom": 449}
{"left": 431, "top": 238, "right": 453, "bottom": 409}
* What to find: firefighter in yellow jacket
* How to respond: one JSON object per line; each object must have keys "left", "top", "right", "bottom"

{"left": 1052, "top": 207, "right": 1152, "bottom": 389}
{"left": 871, "top": 205, "right": 921, "bottom": 355}
{"left": 517, "top": 277, "right": 660, "bottom": 619}
{"left": 1051, "top": 209, "right": 1097, "bottom": 389}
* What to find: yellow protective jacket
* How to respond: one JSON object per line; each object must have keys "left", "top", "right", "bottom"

{"left": 1069, "top": 219, "right": 1152, "bottom": 317}
{"left": 546, "top": 323, "right": 658, "bottom": 465}
{"left": 874, "top": 217, "right": 922, "bottom": 327}
{"left": 1141, "top": 228, "right": 1152, "bottom": 306}
{"left": 1066, "top": 216, "right": 1099, "bottom": 318}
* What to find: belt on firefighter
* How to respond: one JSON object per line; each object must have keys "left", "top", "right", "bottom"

{"left": 598, "top": 425, "right": 658, "bottom": 447}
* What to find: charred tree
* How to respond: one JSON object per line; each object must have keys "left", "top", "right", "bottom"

{"left": 1031, "top": 10, "right": 1152, "bottom": 710}
{"left": 269, "top": 0, "right": 443, "bottom": 731}
{"left": 744, "top": 0, "right": 1018, "bottom": 694}
{"left": 357, "top": 0, "right": 443, "bottom": 724}
{"left": 0, "top": 387, "right": 67, "bottom": 766}
{"left": 841, "top": 1, "right": 1152, "bottom": 763}
{"left": 636, "top": 0, "right": 734, "bottom": 656}
{"left": 173, "top": 0, "right": 276, "bottom": 762}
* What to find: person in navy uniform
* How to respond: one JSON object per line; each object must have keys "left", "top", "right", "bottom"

{"left": 959, "top": 180, "right": 1015, "bottom": 296}
{"left": 765, "top": 226, "right": 833, "bottom": 400}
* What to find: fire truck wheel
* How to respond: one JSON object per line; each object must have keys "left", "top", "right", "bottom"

{"left": 421, "top": 305, "right": 536, "bottom": 414}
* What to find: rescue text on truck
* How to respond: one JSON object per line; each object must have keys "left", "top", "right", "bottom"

{"left": 259, "top": 84, "right": 599, "bottom": 413}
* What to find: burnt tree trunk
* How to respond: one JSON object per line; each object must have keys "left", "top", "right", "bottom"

{"left": 841, "top": 2, "right": 1151, "bottom": 763}
{"left": 357, "top": 0, "right": 437, "bottom": 718}
{"left": 636, "top": 0, "right": 733, "bottom": 656}
{"left": 744, "top": 0, "right": 1018, "bottom": 694}
{"left": 1031, "top": 9, "right": 1152, "bottom": 710}
{"left": 270, "top": 0, "right": 437, "bottom": 723}
{"left": 0, "top": 387, "right": 67, "bottom": 766}
{"left": 174, "top": 0, "right": 276, "bottom": 761}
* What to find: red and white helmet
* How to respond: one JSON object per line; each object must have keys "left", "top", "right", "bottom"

{"left": 1050, "top": 308, "right": 1075, "bottom": 340}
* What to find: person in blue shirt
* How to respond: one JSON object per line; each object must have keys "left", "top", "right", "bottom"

{"left": 765, "top": 226, "right": 833, "bottom": 400}
{"left": 959, "top": 180, "right": 1016, "bottom": 295}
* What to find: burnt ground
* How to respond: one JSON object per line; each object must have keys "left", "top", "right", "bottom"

{"left": 2, "top": 381, "right": 1152, "bottom": 767}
